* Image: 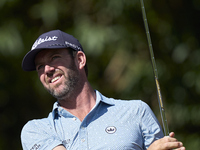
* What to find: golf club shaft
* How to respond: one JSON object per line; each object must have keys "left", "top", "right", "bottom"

{"left": 140, "top": 0, "right": 169, "bottom": 136}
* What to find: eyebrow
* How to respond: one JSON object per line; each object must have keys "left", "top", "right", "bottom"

{"left": 48, "top": 51, "right": 61, "bottom": 57}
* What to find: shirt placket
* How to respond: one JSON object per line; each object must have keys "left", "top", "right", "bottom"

{"left": 79, "top": 122, "right": 88, "bottom": 150}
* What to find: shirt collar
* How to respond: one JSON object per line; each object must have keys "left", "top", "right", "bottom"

{"left": 52, "top": 102, "right": 59, "bottom": 119}
{"left": 52, "top": 90, "right": 115, "bottom": 119}
{"left": 95, "top": 90, "right": 115, "bottom": 106}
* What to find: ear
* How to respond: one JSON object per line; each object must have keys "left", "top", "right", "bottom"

{"left": 76, "top": 51, "right": 86, "bottom": 70}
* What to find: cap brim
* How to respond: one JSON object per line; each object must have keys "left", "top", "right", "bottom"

{"left": 22, "top": 45, "right": 78, "bottom": 71}
{"left": 22, "top": 48, "right": 44, "bottom": 71}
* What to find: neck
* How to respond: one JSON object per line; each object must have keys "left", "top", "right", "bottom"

{"left": 58, "top": 81, "right": 96, "bottom": 122}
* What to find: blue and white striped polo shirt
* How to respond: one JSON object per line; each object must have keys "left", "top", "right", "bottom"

{"left": 21, "top": 90, "right": 164, "bottom": 150}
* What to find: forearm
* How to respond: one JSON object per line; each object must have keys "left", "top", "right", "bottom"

{"left": 53, "top": 145, "right": 67, "bottom": 150}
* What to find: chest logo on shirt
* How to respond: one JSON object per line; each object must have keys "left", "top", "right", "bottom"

{"left": 105, "top": 126, "right": 117, "bottom": 134}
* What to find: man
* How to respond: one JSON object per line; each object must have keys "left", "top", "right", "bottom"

{"left": 21, "top": 30, "right": 185, "bottom": 150}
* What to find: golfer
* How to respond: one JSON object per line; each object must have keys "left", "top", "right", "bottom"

{"left": 21, "top": 30, "right": 185, "bottom": 150}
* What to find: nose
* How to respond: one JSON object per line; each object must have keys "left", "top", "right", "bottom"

{"left": 44, "top": 65, "right": 55, "bottom": 76}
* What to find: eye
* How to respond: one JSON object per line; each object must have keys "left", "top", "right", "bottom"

{"left": 52, "top": 55, "right": 60, "bottom": 60}
{"left": 36, "top": 64, "right": 44, "bottom": 71}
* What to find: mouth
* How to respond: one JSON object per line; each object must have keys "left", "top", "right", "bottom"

{"left": 50, "top": 75, "right": 62, "bottom": 83}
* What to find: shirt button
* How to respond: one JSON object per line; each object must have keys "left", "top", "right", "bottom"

{"left": 81, "top": 139, "right": 85, "bottom": 142}
{"left": 72, "top": 117, "right": 76, "bottom": 121}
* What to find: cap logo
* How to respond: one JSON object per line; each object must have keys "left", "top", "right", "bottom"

{"left": 31, "top": 36, "right": 58, "bottom": 50}
{"left": 65, "top": 41, "right": 82, "bottom": 51}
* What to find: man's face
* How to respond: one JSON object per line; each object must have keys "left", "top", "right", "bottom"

{"left": 35, "top": 48, "right": 80, "bottom": 100}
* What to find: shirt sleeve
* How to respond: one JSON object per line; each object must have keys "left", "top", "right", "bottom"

{"left": 21, "top": 119, "right": 63, "bottom": 150}
{"left": 139, "top": 101, "right": 164, "bottom": 149}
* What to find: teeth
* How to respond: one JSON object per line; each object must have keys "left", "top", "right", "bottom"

{"left": 51, "top": 76, "right": 61, "bottom": 83}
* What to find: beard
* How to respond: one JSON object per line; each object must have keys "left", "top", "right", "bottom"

{"left": 44, "top": 63, "right": 80, "bottom": 100}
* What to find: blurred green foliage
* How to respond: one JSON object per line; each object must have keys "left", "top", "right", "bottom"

{"left": 0, "top": 0, "right": 199, "bottom": 149}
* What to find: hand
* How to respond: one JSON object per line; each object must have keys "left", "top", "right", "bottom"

{"left": 147, "top": 132, "right": 185, "bottom": 150}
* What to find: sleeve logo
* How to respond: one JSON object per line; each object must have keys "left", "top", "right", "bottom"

{"left": 30, "top": 144, "right": 41, "bottom": 150}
